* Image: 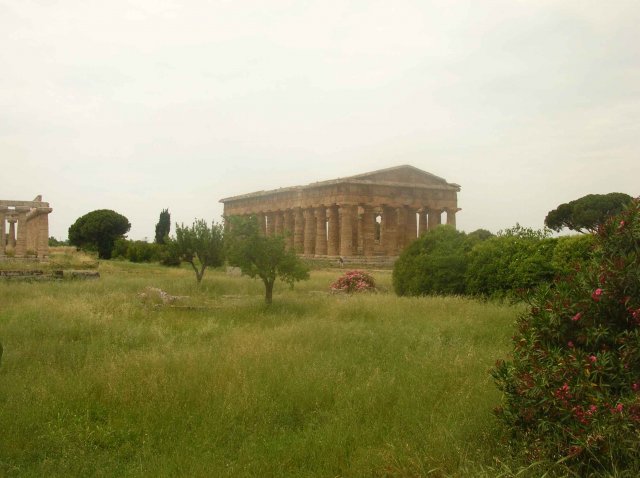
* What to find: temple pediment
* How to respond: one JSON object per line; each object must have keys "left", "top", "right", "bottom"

{"left": 345, "top": 165, "right": 451, "bottom": 187}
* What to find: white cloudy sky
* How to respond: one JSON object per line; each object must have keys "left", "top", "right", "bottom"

{"left": 2, "top": 0, "right": 638, "bottom": 240}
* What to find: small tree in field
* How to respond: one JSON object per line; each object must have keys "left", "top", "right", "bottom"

{"left": 493, "top": 198, "right": 640, "bottom": 473}
{"left": 154, "top": 209, "right": 171, "bottom": 244}
{"left": 225, "top": 215, "right": 309, "bottom": 304}
{"left": 174, "top": 219, "right": 224, "bottom": 283}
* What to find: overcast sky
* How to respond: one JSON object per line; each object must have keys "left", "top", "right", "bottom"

{"left": 2, "top": 0, "right": 638, "bottom": 240}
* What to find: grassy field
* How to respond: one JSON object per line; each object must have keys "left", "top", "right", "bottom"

{"left": 0, "top": 257, "right": 527, "bottom": 477}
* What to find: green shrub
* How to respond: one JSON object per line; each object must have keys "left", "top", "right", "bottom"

{"left": 392, "top": 226, "right": 469, "bottom": 296}
{"left": 158, "top": 239, "right": 181, "bottom": 267}
{"left": 111, "top": 238, "right": 129, "bottom": 259}
{"left": 551, "top": 234, "right": 596, "bottom": 277}
{"left": 48, "top": 236, "right": 68, "bottom": 247}
{"left": 111, "top": 239, "right": 162, "bottom": 263}
{"left": 492, "top": 198, "right": 640, "bottom": 473}
{"left": 466, "top": 225, "right": 557, "bottom": 297}
{"left": 126, "top": 241, "right": 161, "bottom": 263}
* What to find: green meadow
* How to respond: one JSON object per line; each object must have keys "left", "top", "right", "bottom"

{"left": 1, "top": 257, "right": 528, "bottom": 477}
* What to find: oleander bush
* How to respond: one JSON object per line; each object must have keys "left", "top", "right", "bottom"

{"left": 492, "top": 198, "right": 640, "bottom": 474}
{"left": 330, "top": 270, "right": 376, "bottom": 293}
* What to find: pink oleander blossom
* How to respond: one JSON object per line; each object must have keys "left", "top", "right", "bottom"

{"left": 592, "top": 288, "right": 604, "bottom": 302}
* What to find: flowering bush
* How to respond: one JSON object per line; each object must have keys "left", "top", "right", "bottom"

{"left": 330, "top": 270, "right": 376, "bottom": 293}
{"left": 492, "top": 197, "right": 640, "bottom": 473}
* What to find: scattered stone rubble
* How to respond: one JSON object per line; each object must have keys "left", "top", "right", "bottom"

{"left": 138, "top": 287, "right": 188, "bottom": 305}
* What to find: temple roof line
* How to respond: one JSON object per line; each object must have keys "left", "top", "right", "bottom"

{"left": 220, "top": 165, "right": 460, "bottom": 203}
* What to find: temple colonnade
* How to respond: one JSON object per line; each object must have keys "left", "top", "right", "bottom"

{"left": 234, "top": 204, "right": 458, "bottom": 257}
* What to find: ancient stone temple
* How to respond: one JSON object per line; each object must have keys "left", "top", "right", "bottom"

{"left": 0, "top": 196, "right": 53, "bottom": 260}
{"left": 220, "top": 165, "right": 461, "bottom": 260}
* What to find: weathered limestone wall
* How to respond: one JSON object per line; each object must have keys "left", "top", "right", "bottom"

{"left": 0, "top": 196, "right": 53, "bottom": 259}
{"left": 220, "top": 165, "right": 461, "bottom": 259}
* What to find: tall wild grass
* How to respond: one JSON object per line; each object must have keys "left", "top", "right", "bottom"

{"left": 1, "top": 261, "right": 524, "bottom": 477}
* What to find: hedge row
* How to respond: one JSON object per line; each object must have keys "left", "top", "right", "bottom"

{"left": 392, "top": 225, "right": 595, "bottom": 298}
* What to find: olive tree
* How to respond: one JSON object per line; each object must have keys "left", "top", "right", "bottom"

{"left": 225, "top": 215, "right": 309, "bottom": 304}
{"left": 174, "top": 219, "right": 224, "bottom": 283}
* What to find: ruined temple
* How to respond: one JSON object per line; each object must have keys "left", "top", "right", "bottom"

{"left": 220, "top": 165, "right": 460, "bottom": 260}
{"left": 0, "top": 195, "right": 53, "bottom": 259}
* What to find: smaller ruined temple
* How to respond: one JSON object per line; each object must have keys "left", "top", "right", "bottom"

{"left": 0, "top": 195, "right": 53, "bottom": 259}
{"left": 220, "top": 165, "right": 460, "bottom": 260}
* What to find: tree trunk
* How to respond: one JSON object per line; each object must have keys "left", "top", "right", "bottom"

{"left": 197, "top": 264, "right": 206, "bottom": 283}
{"left": 264, "top": 280, "right": 274, "bottom": 304}
{"left": 189, "top": 260, "right": 205, "bottom": 283}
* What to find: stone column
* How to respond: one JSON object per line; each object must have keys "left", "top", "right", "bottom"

{"left": 361, "top": 206, "right": 376, "bottom": 257}
{"left": 406, "top": 207, "right": 417, "bottom": 244}
{"left": 303, "top": 208, "right": 316, "bottom": 256}
{"left": 339, "top": 204, "right": 355, "bottom": 257}
{"left": 0, "top": 206, "right": 7, "bottom": 257}
{"left": 356, "top": 210, "right": 363, "bottom": 255}
{"left": 419, "top": 209, "right": 428, "bottom": 235}
{"left": 266, "top": 212, "right": 276, "bottom": 236}
{"left": 327, "top": 205, "right": 340, "bottom": 256}
{"left": 396, "top": 207, "right": 407, "bottom": 252}
{"left": 314, "top": 206, "right": 327, "bottom": 256}
{"left": 446, "top": 208, "right": 458, "bottom": 228}
{"left": 274, "top": 211, "right": 284, "bottom": 236}
{"left": 37, "top": 208, "right": 52, "bottom": 259}
{"left": 7, "top": 217, "right": 16, "bottom": 251}
{"left": 28, "top": 214, "right": 38, "bottom": 252}
{"left": 427, "top": 208, "right": 441, "bottom": 231}
{"left": 293, "top": 208, "right": 304, "bottom": 253}
{"left": 15, "top": 206, "right": 29, "bottom": 257}
{"left": 381, "top": 206, "right": 397, "bottom": 256}
{"left": 283, "top": 210, "right": 294, "bottom": 250}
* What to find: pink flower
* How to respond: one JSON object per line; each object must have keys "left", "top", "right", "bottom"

{"left": 592, "top": 288, "right": 603, "bottom": 302}
{"left": 612, "top": 403, "right": 624, "bottom": 413}
{"left": 588, "top": 355, "right": 597, "bottom": 363}
{"left": 632, "top": 383, "right": 639, "bottom": 392}
{"left": 571, "top": 312, "right": 582, "bottom": 322}
{"left": 620, "top": 220, "right": 626, "bottom": 228}
{"left": 567, "top": 341, "right": 574, "bottom": 348}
